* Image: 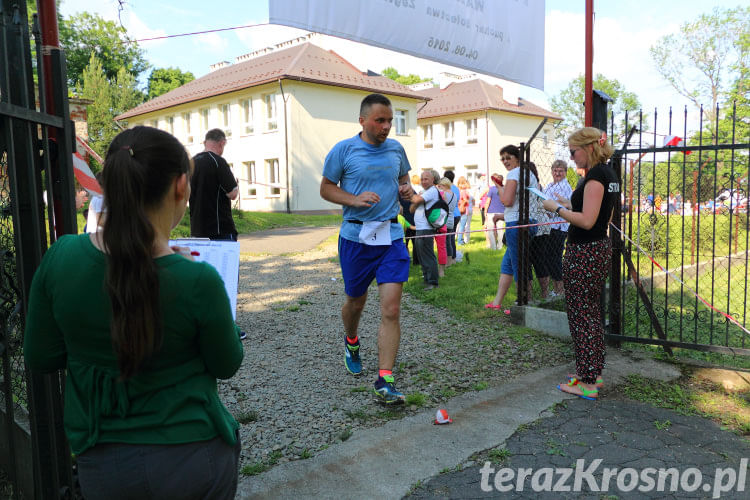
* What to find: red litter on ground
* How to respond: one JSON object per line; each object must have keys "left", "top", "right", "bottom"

{"left": 434, "top": 409, "right": 452, "bottom": 425}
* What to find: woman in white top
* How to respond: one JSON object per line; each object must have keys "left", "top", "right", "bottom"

{"left": 485, "top": 145, "right": 543, "bottom": 312}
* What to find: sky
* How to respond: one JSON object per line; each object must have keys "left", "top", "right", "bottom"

{"left": 58, "top": 0, "right": 741, "bottom": 135}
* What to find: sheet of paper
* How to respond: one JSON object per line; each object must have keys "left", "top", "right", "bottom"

{"left": 526, "top": 186, "right": 551, "bottom": 200}
{"left": 168, "top": 238, "right": 240, "bottom": 320}
{"left": 358, "top": 220, "right": 392, "bottom": 246}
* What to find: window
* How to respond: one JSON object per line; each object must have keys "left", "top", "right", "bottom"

{"left": 444, "top": 121, "right": 455, "bottom": 146}
{"left": 466, "top": 118, "right": 477, "bottom": 144}
{"left": 422, "top": 124, "right": 433, "bottom": 148}
{"left": 149, "top": 120, "right": 158, "bottom": 129}
{"left": 264, "top": 94, "right": 278, "bottom": 131}
{"left": 220, "top": 104, "right": 231, "bottom": 137}
{"left": 241, "top": 99, "right": 254, "bottom": 134}
{"left": 266, "top": 158, "right": 280, "bottom": 195}
{"left": 543, "top": 130, "right": 549, "bottom": 146}
{"left": 200, "top": 108, "right": 210, "bottom": 132}
{"left": 243, "top": 161, "right": 257, "bottom": 197}
{"left": 166, "top": 116, "right": 174, "bottom": 134}
{"left": 183, "top": 112, "right": 193, "bottom": 143}
{"left": 465, "top": 165, "right": 479, "bottom": 185}
{"left": 394, "top": 109, "right": 407, "bottom": 135}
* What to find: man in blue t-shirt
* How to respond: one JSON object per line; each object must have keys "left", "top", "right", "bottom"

{"left": 320, "top": 93, "right": 413, "bottom": 404}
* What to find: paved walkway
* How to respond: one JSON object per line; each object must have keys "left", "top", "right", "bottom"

{"left": 238, "top": 226, "right": 338, "bottom": 254}
{"left": 236, "top": 351, "right": 750, "bottom": 499}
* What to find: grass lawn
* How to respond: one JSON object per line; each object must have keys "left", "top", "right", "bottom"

{"left": 403, "top": 214, "right": 523, "bottom": 320}
{"left": 77, "top": 209, "right": 342, "bottom": 237}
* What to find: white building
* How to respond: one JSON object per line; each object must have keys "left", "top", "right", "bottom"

{"left": 116, "top": 42, "right": 426, "bottom": 213}
{"left": 415, "top": 77, "right": 561, "bottom": 186}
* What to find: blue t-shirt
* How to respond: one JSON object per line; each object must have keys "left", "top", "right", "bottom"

{"left": 450, "top": 184, "right": 461, "bottom": 217}
{"left": 323, "top": 134, "right": 412, "bottom": 242}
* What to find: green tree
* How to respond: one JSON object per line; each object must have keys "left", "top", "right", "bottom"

{"left": 381, "top": 67, "right": 432, "bottom": 86}
{"left": 649, "top": 6, "right": 749, "bottom": 141}
{"left": 146, "top": 67, "right": 195, "bottom": 100}
{"left": 59, "top": 11, "right": 149, "bottom": 87}
{"left": 549, "top": 74, "right": 643, "bottom": 144}
{"left": 77, "top": 54, "right": 143, "bottom": 164}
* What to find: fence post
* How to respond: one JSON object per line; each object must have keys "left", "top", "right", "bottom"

{"left": 517, "top": 142, "right": 529, "bottom": 305}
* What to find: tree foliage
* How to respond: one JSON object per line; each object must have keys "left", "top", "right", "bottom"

{"left": 147, "top": 67, "right": 195, "bottom": 100}
{"left": 381, "top": 67, "right": 432, "bottom": 86}
{"left": 549, "top": 74, "right": 643, "bottom": 144}
{"left": 59, "top": 11, "right": 149, "bottom": 87}
{"left": 650, "top": 6, "right": 749, "bottom": 141}
{"left": 77, "top": 54, "right": 143, "bottom": 164}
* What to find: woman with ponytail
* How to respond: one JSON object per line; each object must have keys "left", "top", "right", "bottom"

{"left": 24, "top": 126, "right": 244, "bottom": 498}
{"left": 542, "top": 127, "right": 618, "bottom": 401}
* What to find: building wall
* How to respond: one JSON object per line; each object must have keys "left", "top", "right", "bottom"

{"left": 417, "top": 110, "right": 556, "bottom": 189}
{"left": 417, "top": 112, "right": 487, "bottom": 187}
{"left": 286, "top": 82, "right": 418, "bottom": 212}
{"left": 124, "top": 82, "right": 419, "bottom": 212}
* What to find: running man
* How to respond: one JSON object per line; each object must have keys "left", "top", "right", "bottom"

{"left": 320, "top": 93, "right": 414, "bottom": 404}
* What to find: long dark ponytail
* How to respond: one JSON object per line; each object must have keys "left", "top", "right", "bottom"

{"left": 101, "top": 126, "right": 189, "bottom": 379}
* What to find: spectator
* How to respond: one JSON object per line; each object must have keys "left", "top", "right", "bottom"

{"left": 86, "top": 172, "right": 106, "bottom": 234}
{"left": 483, "top": 174, "right": 505, "bottom": 250}
{"left": 24, "top": 126, "right": 244, "bottom": 497}
{"left": 443, "top": 171, "right": 460, "bottom": 265}
{"left": 485, "top": 145, "right": 541, "bottom": 312}
{"left": 543, "top": 160, "right": 573, "bottom": 296}
{"left": 436, "top": 178, "right": 455, "bottom": 276}
{"left": 410, "top": 169, "right": 442, "bottom": 289}
{"left": 456, "top": 176, "right": 474, "bottom": 245}
{"left": 542, "top": 127, "right": 618, "bottom": 401}
{"left": 476, "top": 174, "right": 488, "bottom": 227}
{"left": 189, "top": 129, "right": 239, "bottom": 241}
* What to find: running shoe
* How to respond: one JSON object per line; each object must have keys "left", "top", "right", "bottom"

{"left": 344, "top": 338, "right": 362, "bottom": 375}
{"left": 373, "top": 375, "right": 405, "bottom": 404}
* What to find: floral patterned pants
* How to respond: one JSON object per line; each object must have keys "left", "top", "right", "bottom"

{"left": 563, "top": 238, "right": 612, "bottom": 384}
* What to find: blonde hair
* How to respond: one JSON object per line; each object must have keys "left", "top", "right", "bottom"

{"left": 568, "top": 127, "right": 614, "bottom": 166}
{"left": 438, "top": 177, "right": 452, "bottom": 188}
{"left": 457, "top": 176, "right": 471, "bottom": 189}
{"left": 411, "top": 174, "right": 420, "bottom": 185}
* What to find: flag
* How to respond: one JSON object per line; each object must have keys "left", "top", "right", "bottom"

{"left": 663, "top": 136, "right": 692, "bottom": 155}
{"left": 72, "top": 152, "right": 102, "bottom": 195}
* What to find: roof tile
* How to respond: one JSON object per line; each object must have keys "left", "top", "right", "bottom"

{"left": 416, "top": 79, "right": 560, "bottom": 121}
{"left": 117, "top": 43, "right": 426, "bottom": 120}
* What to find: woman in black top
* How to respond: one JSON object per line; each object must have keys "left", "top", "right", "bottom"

{"left": 542, "top": 127, "right": 618, "bottom": 400}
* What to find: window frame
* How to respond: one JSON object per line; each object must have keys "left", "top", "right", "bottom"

{"left": 444, "top": 121, "right": 455, "bottom": 146}
{"left": 265, "top": 158, "right": 281, "bottom": 196}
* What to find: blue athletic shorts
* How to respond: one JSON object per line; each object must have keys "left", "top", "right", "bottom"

{"left": 338, "top": 237, "right": 410, "bottom": 298}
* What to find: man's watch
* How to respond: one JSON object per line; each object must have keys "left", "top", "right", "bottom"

{"left": 555, "top": 205, "right": 564, "bottom": 215}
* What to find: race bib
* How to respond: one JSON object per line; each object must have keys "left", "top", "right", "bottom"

{"left": 358, "top": 220, "right": 392, "bottom": 246}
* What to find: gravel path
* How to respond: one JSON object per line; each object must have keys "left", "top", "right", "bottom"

{"left": 220, "top": 238, "right": 571, "bottom": 471}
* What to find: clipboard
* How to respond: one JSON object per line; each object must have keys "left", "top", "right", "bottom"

{"left": 169, "top": 238, "right": 240, "bottom": 320}
{"left": 526, "top": 186, "right": 551, "bottom": 200}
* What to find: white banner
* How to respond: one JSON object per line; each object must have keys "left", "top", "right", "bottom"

{"left": 269, "top": 0, "right": 545, "bottom": 90}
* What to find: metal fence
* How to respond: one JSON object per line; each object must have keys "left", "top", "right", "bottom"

{"left": 611, "top": 106, "right": 750, "bottom": 355}
{"left": 517, "top": 104, "right": 750, "bottom": 357}
{"left": 1, "top": 1, "right": 78, "bottom": 497}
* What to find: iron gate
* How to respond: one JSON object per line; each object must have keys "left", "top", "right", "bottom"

{"left": 611, "top": 106, "right": 750, "bottom": 355}
{"left": 517, "top": 102, "right": 749, "bottom": 357}
{"left": 1, "top": 1, "right": 78, "bottom": 497}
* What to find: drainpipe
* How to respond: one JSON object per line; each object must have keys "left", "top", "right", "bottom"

{"left": 278, "top": 79, "right": 290, "bottom": 213}
{"left": 485, "top": 110, "right": 490, "bottom": 180}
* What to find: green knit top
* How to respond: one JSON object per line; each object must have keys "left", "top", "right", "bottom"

{"left": 24, "top": 234, "right": 244, "bottom": 455}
